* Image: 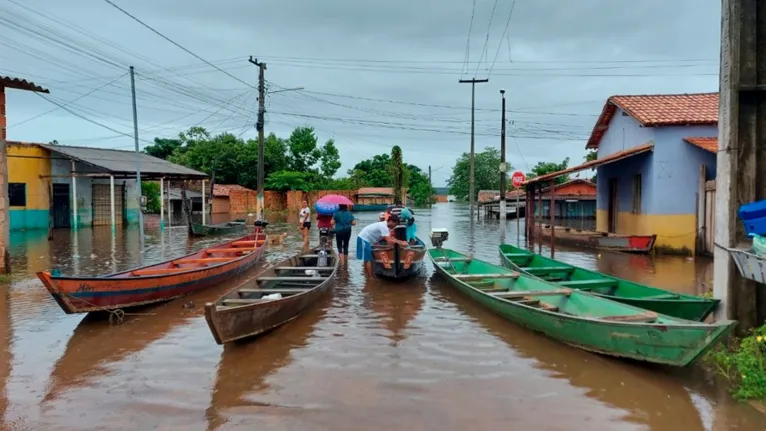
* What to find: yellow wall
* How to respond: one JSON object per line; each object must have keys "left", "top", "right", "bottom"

{"left": 8, "top": 143, "right": 51, "bottom": 210}
{"left": 596, "top": 209, "right": 696, "bottom": 253}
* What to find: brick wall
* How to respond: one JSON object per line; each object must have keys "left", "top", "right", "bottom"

{"left": 284, "top": 190, "right": 356, "bottom": 213}
{"left": 229, "top": 189, "right": 257, "bottom": 214}
{"left": 212, "top": 196, "right": 229, "bottom": 214}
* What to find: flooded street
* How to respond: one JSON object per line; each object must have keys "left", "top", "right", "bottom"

{"left": 1, "top": 203, "right": 763, "bottom": 430}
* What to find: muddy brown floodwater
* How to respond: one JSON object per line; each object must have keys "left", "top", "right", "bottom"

{"left": 1, "top": 203, "right": 764, "bottom": 430}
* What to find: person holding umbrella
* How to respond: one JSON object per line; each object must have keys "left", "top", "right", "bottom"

{"left": 316, "top": 194, "right": 356, "bottom": 257}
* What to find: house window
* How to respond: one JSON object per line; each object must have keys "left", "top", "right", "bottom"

{"left": 632, "top": 175, "right": 642, "bottom": 214}
{"left": 8, "top": 183, "right": 26, "bottom": 207}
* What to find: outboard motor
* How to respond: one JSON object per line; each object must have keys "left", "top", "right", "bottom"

{"left": 318, "top": 227, "right": 331, "bottom": 249}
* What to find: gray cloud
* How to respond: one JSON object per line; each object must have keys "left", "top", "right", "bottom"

{"left": 2, "top": 0, "right": 721, "bottom": 186}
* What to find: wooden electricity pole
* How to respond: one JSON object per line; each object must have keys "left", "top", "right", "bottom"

{"left": 714, "top": 0, "right": 766, "bottom": 330}
{"left": 459, "top": 77, "right": 488, "bottom": 220}
{"left": 249, "top": 57, "right": 266, "bottom": 221}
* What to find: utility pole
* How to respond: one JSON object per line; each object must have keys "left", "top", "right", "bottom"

{"left": 499, "top": 89, "right": 507, "bottom": 233}
{"left": 129, "top": 66, "right": 144, "bottom": 252}
{"left": 249, "top": 56, "right": 266, "bottom": 221}
{"left": 714, "top": 0, "right": 766, "bottom": 331}
{"left": 459, "top": 77, "right": 488, "bottom": 220}
{"left": 428, "top": 165, "right": 432, "bottom": 208}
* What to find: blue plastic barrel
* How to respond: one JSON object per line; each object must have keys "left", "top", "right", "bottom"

{"left": 738, "top": 199, "right": 766, "bottom": 236}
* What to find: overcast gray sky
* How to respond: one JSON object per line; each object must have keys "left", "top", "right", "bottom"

{"left": 1, "top": 0, "right": 721, "bottom": 186}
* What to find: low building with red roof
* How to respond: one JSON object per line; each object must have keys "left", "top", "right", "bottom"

{"left": 526, "top": 92, "right": 719, "bottom": 254}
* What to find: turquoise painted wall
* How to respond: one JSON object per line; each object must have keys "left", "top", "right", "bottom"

{"left": 10, "top": 209, "right": 49, "bottom": 230}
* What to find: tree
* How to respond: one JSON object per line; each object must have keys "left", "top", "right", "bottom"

{"left": 348, "top": 154, "right": 393, "bottom": 187}
{"left": 390, "top": 146, "right": 405, "bottom": 204}
{"left": 584, "top": 150, "right": 598, "bottom": 182}
{"left": 141, "top": 181, "right": 161, "bottom": 213}
{"left": 447, "top": 147, "right": 504, "bottom": 201}
{"left": 407, "top": 165, "right": 435, "bottom": 206}
{"left": 144, "top": 137, "right": 182, "bottom": 160}
{"left": 319, "top": 139, "right": 342, "bottom": 178}
{"left": 265, "top": 171, "right": 321, "bottom": 191}
{"left": 286, "top": 127, "right": 322, "bottom": 172}
{"left": 168, "top": 132, "right": 248, "bottom": 186}
{"left": 525, "top": 157, "right": 571, "bottom": 185}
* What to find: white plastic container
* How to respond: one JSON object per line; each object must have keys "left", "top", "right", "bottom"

{"left": 262, "top": 293, "right": 283, "bottom": 301}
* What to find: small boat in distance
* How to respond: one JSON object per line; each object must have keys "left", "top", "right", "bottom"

{"left": 191, "top": 219, "right": 248, "bottom": 237}
{"left": 535, "top": 224, "right": 657, "bottom": 253}
{"left": 427, "top": 229, "right": 735, "bottom": 367}
{"left": 499, "top": 243, "right": 718, "bottom": 321}
{"left": 205, "top": 246, "right": 338, "bottom": 344}
{"left": 37, "top": 230, "right": 267, "bottom": 314}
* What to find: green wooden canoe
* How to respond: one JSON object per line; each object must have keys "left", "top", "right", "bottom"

{"left": 428, "top": 248, "right": 735, "bottom": 367}
{"left": 498, "top": 244, "right": 718, "bottom": 321}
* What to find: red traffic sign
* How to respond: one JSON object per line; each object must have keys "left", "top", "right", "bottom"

{"left": 511, "top": 171, "right": 526, "bottom": 188}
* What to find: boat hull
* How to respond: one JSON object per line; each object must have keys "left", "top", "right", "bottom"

{"left": 429, "top": 248, "right": 736, "bottom": 367}
{"left": 498, "top": 244, "right": 718, "bottom": 321}
{"left": 205, "top": 249, "right": 338, "bottom": 344}
{"left": 37, "top": 233, "right": 266, "bottom": 314}
{"left": 536, "top": 225, "right": 656, "bottom": 253}
{"left": 372, "top": 239, "right": 426, "bottom": 280}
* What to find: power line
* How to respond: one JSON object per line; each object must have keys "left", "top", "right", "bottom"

{"left": 461, "top": 0, "right": 478, "bottom": 77}
{"left": 474, "top": 0, "right": 500, "bottom": 78}
{"left": 487, "top": 0, "right": 518, "bottom": 78}
{"left": 101, "top": 0, "right": 255, "bottom": 89}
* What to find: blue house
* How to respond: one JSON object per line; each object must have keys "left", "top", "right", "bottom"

{"left": 527, "top": 92, "right": 719, "bottom": 254}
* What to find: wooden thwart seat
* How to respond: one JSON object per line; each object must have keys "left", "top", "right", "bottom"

{"left": 207, "top": 248, "right": 258, "bottom": 254}
{"left": 491, "top": 288, "right": 572, "bottom": 299}
{"left": 503, "top": 252, "right": 532, "bottom": 258}
{"left": 175, "top": 257, "right": 234, "bottom": 265}
{"left": 454, "top": 272, "right": 519, "bottom": 280}
{"left": 239, "top": 288, "right": 311, "bottom": 295}
{"left": 231, "top": 240, "right": 265, "bottom": 247}
{"left": 257, "top": 276, "right": 329, "bottom": 282}
{"left": 133, "top": 267, "right": 192, "bottom": 276}
{"left": 601, "top": 312, "right": 658, "bottom": 322}
{"left": 640, "top": 293, "right": 679, "bottom": 300}
{"left": 276, "top": 266, "right": 335, "bottom": 271}
{"left": 222, "top": 298, "right": 261, "bottom": 305}
{"left": 521, "top": 266, "right": 573, "bottom": 274}
{"left": 433, "top": 257, "right": 472, "bottom": 262}
{"left": 558, "top": 279, "right": 618, "bottom": 288}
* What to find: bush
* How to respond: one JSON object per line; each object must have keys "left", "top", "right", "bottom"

{"left": 707, "top": 324, "right": 766, "bottom": 400}
{"left": 141, "top": 182, "right": 161, "bottom": 214}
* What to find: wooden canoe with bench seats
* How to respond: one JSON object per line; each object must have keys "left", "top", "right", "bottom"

{"left": 204, "top": 247, "right": 339, "bottom": 344}
{"left": 429, "top": 247, "right": 736, "bottom": 367}
{"left": 37, "top": 232, "right": 267, "bottom": 314}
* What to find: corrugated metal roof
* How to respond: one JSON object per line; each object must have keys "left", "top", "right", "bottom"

{"left": 38, "top": 143, "right": 207, "bottom": 179}
{"left": 0, "top": 75, "right": 49, "bottom": 93}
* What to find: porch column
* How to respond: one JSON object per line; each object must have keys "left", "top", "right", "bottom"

{"left": 160, "top": 177, "right": 164, "bottom": 230}
{"left": 201, "top": 179, "right": 206, "bottom": 225}
{"left": 167, "top": 180, "right": 171, "bottom": 228}
{"left": 549, "top": 181, "right": 556, "bottom": 258}
{"left": 71, "top": 159, "right": 77, "bottom": 230}
{"left": 110, "top": 175, "right": 115, "bottom": 232}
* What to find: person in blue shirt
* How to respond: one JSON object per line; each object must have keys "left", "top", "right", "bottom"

{"left": 331, "top": 204, "right": 356, "bottom": 263}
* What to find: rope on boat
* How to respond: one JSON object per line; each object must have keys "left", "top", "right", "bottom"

{"left": 61, "top": 293, "right": 157, "bottom": 325}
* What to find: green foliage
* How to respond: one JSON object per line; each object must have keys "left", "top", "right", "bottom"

{"left": 584, "top": 150, "right": 598, "bottom": 182}
{"left": 286, "top": 127, "right": 322, "bottom": 173}
{"left": 348, "top": 154, "right": 394, "bottom": 187}
{"left": 319, "top": 139, "right": 342, "bottom": 178}
{"left": 265, "top": 171, "right": 321, "bottom": 191}
{"left": 141, "top": 181, "right": 161, "bottom": 213}
{"left": 408, "top": 165, "right": 435, "bottom": 206}
{"left": 707, "top": 324, "right": 766, "bottom": 400}
{"left": 390, "top": 146, "right": 405, "bottom": 204}
{"left": 168, "top": 132, "right": 248, "bottom": 186}
{"left": 525, "top": 158, "right": 571, "bottom": 185}
{"left": 144, "top": 138, "right": 182, "bottom": 160}
{"left": 447, "top": 147, "right": 504, "bottom": 201}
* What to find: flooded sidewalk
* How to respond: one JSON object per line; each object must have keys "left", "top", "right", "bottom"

{"left": 0, "top": 204, "right": 763, "bottom": 430}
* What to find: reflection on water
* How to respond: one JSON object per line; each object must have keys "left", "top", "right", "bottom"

{"left": 0, "top": 203, "right": 763, "bottom": 430}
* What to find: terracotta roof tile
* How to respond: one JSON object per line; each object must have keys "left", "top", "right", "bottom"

{"left": 0, "top": 75, "right": 49, "bottom": 93}
{"left": 586, "top": 92, "right": 718, "bottom": 149}
{"left": 213, "top": 184, "right": 253, "bottom": 197}
{"left": 683, "top": 136, "right": 718, "bottom": 153}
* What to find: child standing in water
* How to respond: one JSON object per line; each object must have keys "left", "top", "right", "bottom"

{"left": 298, "top": 199, "right": 311, "bottom": 248}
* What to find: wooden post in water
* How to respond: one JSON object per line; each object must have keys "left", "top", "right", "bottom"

{"left": 550, "top": 180, "right": 556, "bottom": 258}
{"left": 714, "top": 0, "right": 766, "bottom": 329}
{"left": 537, "top": 184, "right": 543, "bottom": 254}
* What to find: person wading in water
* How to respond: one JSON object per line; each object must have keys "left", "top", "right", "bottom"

{"left": 298, "top": 199, "right": 311, "bottom": 248}
{"left": 356, "top": 214, "right": 407, "bottom": 278}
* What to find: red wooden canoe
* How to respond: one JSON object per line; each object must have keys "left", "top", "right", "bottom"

{"left": 37, "top": 232, "right": 267, "bottom": 314}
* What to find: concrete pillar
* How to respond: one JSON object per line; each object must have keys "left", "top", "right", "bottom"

{"left": 160, "top": 177, "right": 164, "bottom": 230}
{"left": 714, "top": 0, "right": 766, "bottom": 329}
{"left": 0, "top": 86, "right": 9, "bottom": 273}
{"left": 201, "top": 179, "right": 206, "bottom": 225}
{"left": 71, "top": 159, "right": 77, "bottom": 230}
{"left": 110, "top": 175, "right": 115, "bottom": 232}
